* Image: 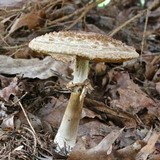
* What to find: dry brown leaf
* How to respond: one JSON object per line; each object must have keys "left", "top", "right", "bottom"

{"left": 39, "top": 96, "right": 68, "bottom": 129}
{"left": 84, "top": 98, "right": 137, "bottom": 128}
{"left": 143, "top": 56, "right": 160, "bottom": 81}
{"left": 40, "top": 95, "right": 101, "bottom": 134}
{"left": 136, "top": 132, "right": 160, "bottom": 160}
{"left": 81, "top": 108, "right": 102, "bottom": 120}
{"left": 68, "top": 128, "right": 123, "bottom": 160}
{"left": 18, "top": 111, "right": 42, "bottom": 131}
{"left": 110, "top": 72, "right": 156, "bottom": 114}
{"left": 85, "top": 24, "right": 105, "bottom": 34}
{"left": 0, "top": 77, "right": 21, "bottom": 102}
{"left": 9, "top": 10, "right": 45, "bottom": 34}
{"left": 0, "top": 0, "right": 29, "bottom": 8}
{"left": 117, "top": 140, "right": 146, "bottom": 160}
{"left": 1, "top": 114, "right": 15, "bottom": 130}
{"left": 0, "top": 75, "right": 13, "bottom": 89}
{"left": 115, "top": 128, "right": 155, "bottom": 160}
{"left": 0, "top": 55, "right": 71, "bottom": 79}
{"left": 0, "top": 102, "right": 7, "bottom": 119}
{"left": 78, "top": 121, "right": 117, "bottom": 148}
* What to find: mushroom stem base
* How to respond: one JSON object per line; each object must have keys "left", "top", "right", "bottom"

{"left": 54, "top": 91, "right": 84, "bottom": 153}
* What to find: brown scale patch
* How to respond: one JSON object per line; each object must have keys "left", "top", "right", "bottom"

{"left": 30, "top": 31, "right": 139, "bottom": 62}
{"left": 46, "top": 31, "right": 132, "bottom": 50}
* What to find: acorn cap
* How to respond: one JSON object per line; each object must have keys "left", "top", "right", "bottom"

{"left": 29, "top": 31, "right": 139, "bottom": 63}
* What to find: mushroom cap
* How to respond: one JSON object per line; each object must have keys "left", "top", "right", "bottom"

{"left": 29, "top": 31, "right": 139, "bottom": 63}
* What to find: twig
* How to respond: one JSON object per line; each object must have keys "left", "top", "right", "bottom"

{"left": 4, "top": 13, "right": 21, "bottom": 39}
{"left": 23, "top": 126, "right": 37, "bottom": 154}
{"left": 65, "top": 0, "right": 105, "bottom": 30}
{"left": 18, "top": 100, "right": 43, "bottom": 150}
{"left": 109, "top": 9, "right": 147, "bottom": 37}
{"left": 109, "top": 0, "right": 159, "bottom": 63}
{"left": 3, "top": 44, "right": 27, "bottom": 50}
{"left": 140, "top": 9, "right": 149, "bottom": 63}
{"left": 11, "top": 92, "right": 28, "bottom": 106}
{"left": 140, "top": 0, "right": 159, "bottom": 63}
{"left": 48, "top": 7, "right": 84, "bottom": 26}
{"left": 42, "top": 0, "right": 62, "bottom": 10}
{"left": 18, "top": 101, "right": 37, "bottom": 136}
{"left": 16, "top": 92, "right": 44, "bottom": 149}
{"left": 0, "top": 34, "right": 10, "bottom": 46}
{"left": 48, "top": 0, "right": 104, "bottom": 26}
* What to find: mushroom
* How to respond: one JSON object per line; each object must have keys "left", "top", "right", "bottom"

{"left": 29, "top": 31, "right": 139, "bottom": 153}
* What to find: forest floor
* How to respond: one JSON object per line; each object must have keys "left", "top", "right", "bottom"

{"left": 0, "top": 0, "right": 160, "bottom": 159}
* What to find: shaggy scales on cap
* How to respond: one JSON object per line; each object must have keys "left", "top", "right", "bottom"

{"left": 29, "top": 31, "right": 139, "bottom": 62}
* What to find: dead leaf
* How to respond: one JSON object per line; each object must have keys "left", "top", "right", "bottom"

{"left": 78, "top": 121, "right": 117, "bottom": 149}
{"left": 0, "top": 0, "right": 28, "bottom": 8}
{"left": 115, "top": 128, "right": 154, "bottom": 160}
{"left": 116, "top": 140, "right": 146, "bottom": 160}
{"left": 9, "top": 10, "right": 45, "bottom": 34}
{"left": 13, "top": 145, "right": 24, "bottom": 151}
{"left": 85, "top": 98, "right": 137, "bottom": 128}
{"left": 110, "top": 72, "right": 156, "bottom": 114}
{"left": 136, "top": 132, "right": 160, "bottom": 160}
{"left": 0, "top": 75, "right": 13, "bottom": 89}
{"left": 18, "top": 111, "right": 42, "bottom": 131}
{"left": 0, "top": 77, "right": 21, "bottom": 101}
{"left": 143, "top": 55, "right": 160, "bottom": 81}
{"left": 1, "top": 114, "right": 15, "bottom": 130}
{"left": 0, "top": 55, "right": 71, "bottom": 80}
{"left": 36, "top": 153, "right": 52, "bottom": 160}
{"left": 85, "top": 24, "right": 105, "bottom": 34}
{"left": 68, "top": 128, "right": 123, "bottom": 160}
{"left": 39, "top": 96, "right": 68, "bottom": 129}
{"left": 0, "top": 103, "right": 7, "bottom": 119}
{"left": 81, "top": 108, "right": 102, "bottom": 120}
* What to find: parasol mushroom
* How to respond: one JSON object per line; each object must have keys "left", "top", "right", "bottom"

{"left": 29, "top": 31, "right": 139, "bottom": 153}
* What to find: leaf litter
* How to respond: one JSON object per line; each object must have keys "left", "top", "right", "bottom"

{"left": 0, "top": 0, "right": 160, "bottom": 159}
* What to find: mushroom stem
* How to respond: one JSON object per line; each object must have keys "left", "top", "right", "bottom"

{"left": 73, "top": 57, "right": 89, "bottom": 84}
{"left": 54, "top": 57, "right": 89, "bottom": 152}
{"left": 54, "top": 92, "right": 84, "bottom": 152}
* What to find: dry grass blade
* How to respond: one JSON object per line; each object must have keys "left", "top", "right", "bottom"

{"left": 48, "top": 0, "right": 105, "bottom": 26}
{"left": 18, "top": 100, "right": 43, "bottom": 151}
{"left": 109, "top": 9, "right": 147, "bottom": 37}
{"left": 65, "top": 0, "right": 105, "bottom": 30}
{"left": 36, "top": 152, "right": 52, "bottom": 160}
{"left": 136, "top": 132, "right": 160, "bottom": 160}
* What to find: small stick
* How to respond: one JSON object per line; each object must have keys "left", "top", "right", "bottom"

{"left": 140, "top": 0, "right": 159, "bottom": 63}
{"left": 3, "top": 44, "right": 27, "bottom": 50}
{"left": 48, "top": 0, "right": 104, "bottom": 26}
{"left": 18, "top": 101, "right": 43, "bottom": 149}
{"left": 48, "top": 7, "right": 84, "bottom": 26}
{"left": 140, "top": 9, "right": 149, "bottom": 63}
{"left": 65, "top": 0, "right": 105, "bottom": 30}
{"left": 109, "top": 9, "right": 147, "bottom": 37}
{"left": 18, "top": 101, "right": 36, "bottom": 136}
{"left": 23, "top": 126, "right": 37, "bottom": 154}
